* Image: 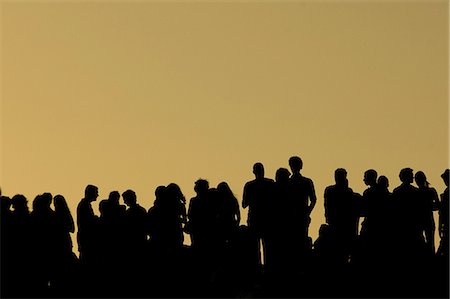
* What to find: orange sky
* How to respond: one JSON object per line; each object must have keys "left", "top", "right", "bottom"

{"left": 1, "top": 1, "right": 448, "bottom": 250}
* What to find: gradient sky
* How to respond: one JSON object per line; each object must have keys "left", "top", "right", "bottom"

{"left": 1, "top": 1, "right": 448, "bottom": 252}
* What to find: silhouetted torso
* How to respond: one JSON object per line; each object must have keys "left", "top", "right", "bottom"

{"left": 242, "top": 178, "right": 274, "bottom": 234}
{"left": 77, "top": 198, "right": 98, "bottom": 262}
{"left": 287, "top": 173, "right": 315, "bottom": 238}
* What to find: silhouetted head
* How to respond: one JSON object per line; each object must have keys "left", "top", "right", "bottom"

{"left": 54, "top": 195, "right": 69, "bottom": 213}
{"left": 253, "top": 163, "right": 265, "bottom": 179}
{"left": 41, "top": 193, "right": 53, "bottom": 208}
{"left": 414, "top": 171, "right": 429, "bottom": 188}
{"left": 217, "top": 182, "right": 235, "bottom": 198}
{"left": 1, "top": 196, "right": 11, "bottom": 212}
{"left": 399, "top": 168, "right": 414, "bottom": 184}
{"left": 289, "top": 156, "right": 303, "bottom": 174}
{"left": 167, "top": 183, "right": 185, "bottom": 204}
{"left": 99, "top": 199, "right": 110, "bottom": 217}
{"left": 11, "top": 194, "right": 29, "bottom": 213}
{"left": 122, "top": 189, "right": 137, "bottom": 207}
{"left": 441, "top": 169, "right": 449, "bottom": 187}
{"left": 377, "top": 175, "right": 389, "bottom": 190}
{"left": 194, "top": 179, "right": 209, "bottom": 196}
{"left": 275, "top": 168, "right": 291, "bottom": 183}
{"left": 334, "top": 168, "right": 348, "bottom": 186}
{"left": 85, "top": 185, "right": 99, "bottom": 202}
{"left": 318, "top": 224, "right": 330, "bottom": 237}
{"left": 108, "top": 191, "right": 120, "bottom": 205}
{"left": 363, "top": 169, "right": 378, "bottom": 187}
{"left": 154, "top": 185, "right": 165, "bottom": 200}
{"left": 33, "top": 193, "right": 52, "bottom": 212}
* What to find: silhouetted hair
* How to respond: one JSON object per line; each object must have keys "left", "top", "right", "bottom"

{"left": 54, "top": 195, "right": 69, "bottom": 211}
{"left": 99, "top": 199, "right": 109, "bottom": 216}
{"left": 377, "top": 175, "right": 389, "bottom": 189}
{"left": 154, "top": 185, "right": 166, "bottom": 199}
{"left": 414, "top": 171, "right": 429, "bottom": 187}
{"left": 289, "top": 156, "right": 303, "bottom": 172}
{"left": 41, "top": 193, "right": 53, "bottom": 208}
{"left": 319, "top": 224, "right": 330, "bottom": 236}
{"left": 441, "top": 169, "right": 449, "bottom": 185}
{"left": 194, "top": 179, "right": 209, "bottom": 195}
{"left": 85, "top": 184, "right": 98, "bottom": 199}
{"left": 122, "top": 189, "right": 137, "bottom": 205}
{"left": 364, "top": 169, "right": 378, "bottom": 186}
{"left": 275, "top": 167, "right": 291, "bottom": 183}
{"left": 108, "top": 191, "right": 120, "bottom": 204}
{"left": 167, "top": 183, "right": 185, "bottom": 203}
{"left": 253, "top": 162, "right": 265, "bottom": 177}
{"left": 1, "top": 195, "right": 11, "bottom": 210}
{"left": 217, "top": 182, "right": 236, "bottom": 199}
{"left": 334, "top": 168, "right": 347, "bottom": 184}
{"left": 11, "top": 194, "right": 28, "bottom": 211}
{"left": 399, "top": 168, "right": 414, "bottom": 183}
{"left": 33, "top": 193, "right": 52, "bottom": 212}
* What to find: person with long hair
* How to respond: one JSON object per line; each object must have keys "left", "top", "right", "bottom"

{"left": 217, "top": 182, "right": 240, "bottom": 243}
{"left": 414, "top": 171, "right": 439, "bottom": 256}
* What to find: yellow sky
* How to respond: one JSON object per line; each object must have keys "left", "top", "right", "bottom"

{"left": 1, "top": 1, "right": 448, "bottom": 249}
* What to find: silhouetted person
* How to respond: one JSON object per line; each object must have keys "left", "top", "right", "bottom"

{"left": 105, "top": 191, "right": 126, "bottom": 258}
{"left": 165, "top": 183, "right": 187, "bottom": 247}
{"left": 288, "top": 156, "right": 317, "bottom": 241}
{"left": 29, "top": 193, "right": 57, "bottom": 296}
{"left": 97, "top": 191, "right": 126, "bottom": 297}
{"left": 358, "top": 170, "right": 387, "bottom": 273}
{"left": 54, "top": 195, "right": 75, "bottom": 257}
{"left": 436, "top": 169, "right": 449, "bottom": 298}
{"left": 148, "top": 186, "right": 168, "bottom": 247}
{"left": 242, "top": 162, "right": 274, "bottom": 268}
{"left": 264, "top": 167, "right": 302, "bottom": 294}
{"left": 76, "top": 185, "right": 100, "bottom": 296}
{"left": 438, "top": 169, "right": 449, "bottom": 258}
{"left": 313, "top": 224, "right": 336, "bottom": 268}
{"left": 147, "top": 184, "right": 190, "bottom": 297}
{"left": 324, "top": 168, "right": 359, "bottom": 267}
{"left": 392, "top": 168, "right": 429, "bottom": 296}
{"left": 121, "top": 189, "right": 147, "bottom": 295}
{"left": 393, "top": 168, "right": 427, "bottom": 256}
{"left": 1, "top": 195, "right": 13, "bottom": 297}
{"left": 53, "top": 194, "right": 77, "bottom": 296}
{"left": 187, "top": 179, "right": 211, "bottom": 249}
{"left": 9, "top": 194, "right": 32, "bottom": 296}
{"left": 217, "top": 182, "right": 240, "bottom": 244}
{"left": 123, "top": 189, "right": 147, "bottom": 253}
{"left": 415, "top": 171, "right": 439, "bottom": 256}
{"left": 77, "top": 185, "right": 99, "bottom": 263}
{"left": 107, "top": 190, "right": 126, "bottom": 221}
{"left": 360, "top": 169, "right": 378, "bottom": 236}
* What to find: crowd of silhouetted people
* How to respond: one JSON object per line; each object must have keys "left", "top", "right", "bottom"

{"left": 1, "top": 156, "right": 449, "bottom": 298}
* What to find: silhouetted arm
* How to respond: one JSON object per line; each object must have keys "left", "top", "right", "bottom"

{"left": 68, "top": 213, "right": 75, "bottom": 233}
{"left": 431, "top": 188, "right": 440, "bottom": 211}
{"left": 242, "top": 183, "right": 249, "bottom": 209}
{"left": 324, "top": 188, "right": 329, "bottom": 224}
{"left": 423, "top": 207, "right": 435, "bottom": 254}
{"left": 235, "top": 197, "right": 241, "bottom": 225}
{"left": 308, "top": 179, "right": 317, "bottom": 215}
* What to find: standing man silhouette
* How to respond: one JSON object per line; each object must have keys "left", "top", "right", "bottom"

{"left": 77, "top": 185, "right": 99, "bottom": 263}
{"left": 76, "top": 185, "right": 100, "bottom": 296}
{"left": 324, "top": 168, "right": 359, "bottom": 266}
{"left": 242, "top": 162, "right": 274, "bottom": 268}
{"left": 288, "top": 156, "right": 317, "bottom": 240}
